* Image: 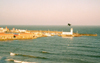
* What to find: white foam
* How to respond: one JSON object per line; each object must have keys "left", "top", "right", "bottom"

{"left": 42, "top": 51, "right": 48, "bottom": 53}
{"left": 6, "top": 58, "right": 37, "bottom": 63}
{"left": 6, "top": 59, "right": 14, "bottom": 61}
{"left": 22, "top": 61, "right": 36, "bottom": 63}
{"left": 14, "top": 60, "right": 22, "bottom": 63}
{"left": 10, "top": 52, "right": 16, "bottom": 56}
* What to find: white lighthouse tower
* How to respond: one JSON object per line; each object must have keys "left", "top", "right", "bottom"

{"left": 62, "top": 28, "right": 73, "bottom": 35}
{"left": 70, "top": 28, "right": 73, "bottom": 35}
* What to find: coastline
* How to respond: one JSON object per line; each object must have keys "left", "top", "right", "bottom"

{"left": 0, "top": 26, "right": 98, "bottom": 41}
{"left": 0, "top": 30, "right": 97, "bottom": 41}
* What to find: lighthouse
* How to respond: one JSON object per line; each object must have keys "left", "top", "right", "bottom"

{"left": 70, "top": 28, "right": 73, "bottom": 35}
{"left": 62, "top": 28, "right": 73, "bottom": 35}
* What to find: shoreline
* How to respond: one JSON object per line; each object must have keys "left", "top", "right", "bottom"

{"left": 0, "top": 30, "right": 97, "bottom": 41}
{"left": 0, "top": 27, "right": 97, "bottom": 41}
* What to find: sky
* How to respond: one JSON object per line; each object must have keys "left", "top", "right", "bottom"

{"left": 0, "top": 0, "right": 100, "bottom": 25}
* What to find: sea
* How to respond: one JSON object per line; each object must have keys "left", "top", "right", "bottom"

{"left": 0, "top": 25, "right": 100, "bottom": 63}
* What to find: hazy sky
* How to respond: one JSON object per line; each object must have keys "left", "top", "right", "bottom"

{"left": 0, "top": 0, "right": 100, "bottom": 25}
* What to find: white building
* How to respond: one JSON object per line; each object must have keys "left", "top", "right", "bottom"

{"left": 15, "top": 29, "right": 26, "bottom": 32}
{"left": 62, "top": 28, "right": 73, "bottom": 35}
{"left": 0, "top": 27, "right": 9, "bottom": 33}
{"left": 18, "top": 29, "right": 26, "bottom": 32}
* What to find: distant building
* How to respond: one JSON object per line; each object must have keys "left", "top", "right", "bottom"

{"left": 12, "top": 28, "right": 15, "bottom": 31}
{"left": 0, "top": 27, "right": 3, "bottom": 29}
{"left": 18, "top": 29, "right": 26, "bottom": 32}
{"left": 0, "top": 27, "right": 9, "bottom": 33}
{"left": 5, "top": 26, "right": 9, "bottom": 31}
{"left": 11, "top": 28, "right": 15, "bottom": 32}
{"left": 62, "top": 28, "right": 73, "bottom": 35}
{"left": 0, "top": 27, "right": 4, "bottom": 32}
{"left": 11, "top": 28, "right": 26, "bottom": 33}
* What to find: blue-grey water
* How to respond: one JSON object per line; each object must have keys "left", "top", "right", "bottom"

{"left": 0, "top": 25, "right": 100, "bottom": 63}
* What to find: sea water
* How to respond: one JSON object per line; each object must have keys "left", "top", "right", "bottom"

{"left": 0, "top": 25, "right": 100, "bottom": 63}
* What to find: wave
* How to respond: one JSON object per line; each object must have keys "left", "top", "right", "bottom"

{"left": 75, "top": 45, "right": 99, "bottom": 48}
{"left": 0, "top": 51, "right": 10, "bottom": 54}
{"left": 68, "top": 53, "right": 100, "bottom": 58}
{"left": 41, "top": 51, "right": 49, "bottom": 54}
{"left": 6, "top": 59, "right": 37, "bottom": 63}
{"left": 10, "top": 52, "right": 47, "bottom": 59}
{"left": 21, "top": 49, "right": 50, "bottom": 54}
{"left": 74, "top": 49, "right": 100, "bottom": 54}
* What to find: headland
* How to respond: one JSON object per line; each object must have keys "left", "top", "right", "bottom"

{"left": 0, "top": 27, "right": 97, "bottom": 41}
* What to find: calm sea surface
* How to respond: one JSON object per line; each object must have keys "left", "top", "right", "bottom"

{"left": 0, "top": 25, "right": 100, "bottom": 63}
